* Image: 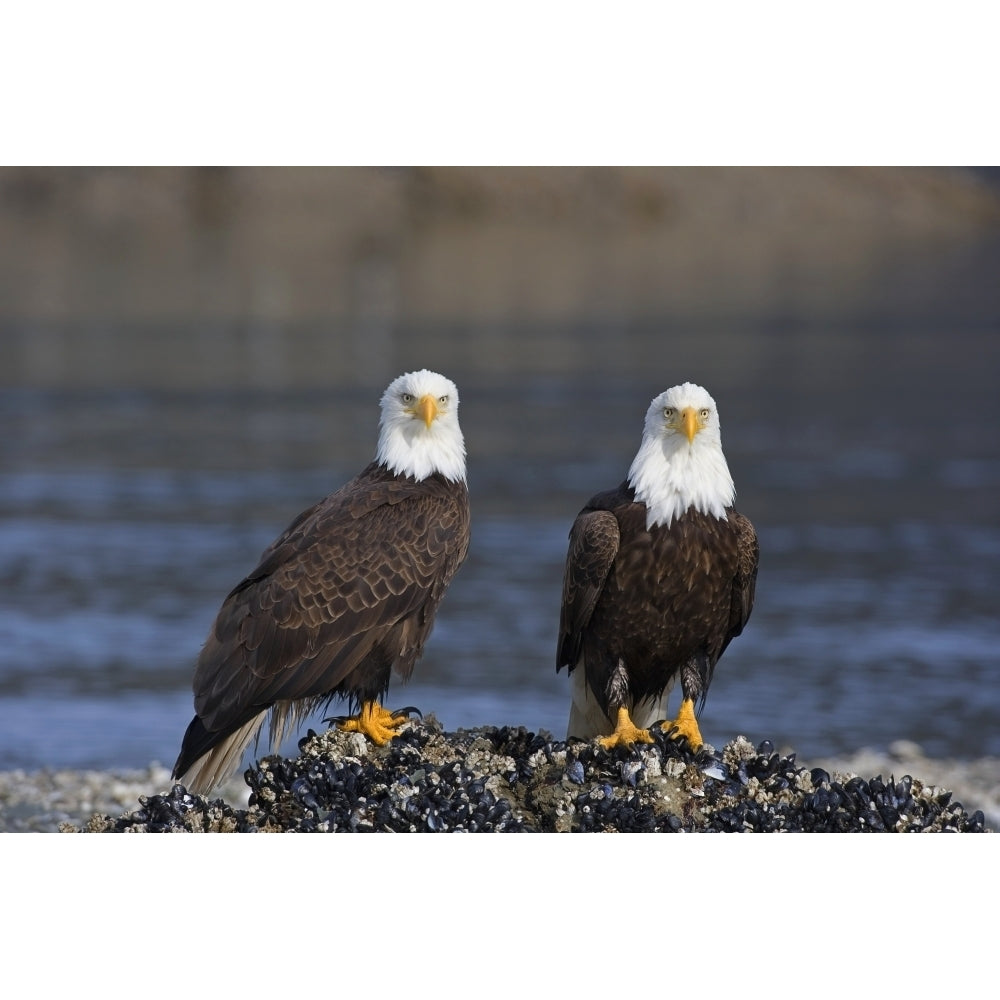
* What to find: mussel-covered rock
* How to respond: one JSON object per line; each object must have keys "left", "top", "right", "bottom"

{"left": 72, "top": 717, "right": 990, "bottom": 833}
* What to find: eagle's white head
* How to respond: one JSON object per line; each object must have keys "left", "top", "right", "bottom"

{"left": 627, "top": 381, "right": 735, "bottom": 529}
{"left": 376, "top": 369, "right": 467, "bottom": 483}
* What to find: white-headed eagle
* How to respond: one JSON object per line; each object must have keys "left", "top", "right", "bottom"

{"left": 557, "top": 382, "right": 758, "bottom": 750}
{"left": 173, "top": 369, "right": 470, "bottom": 794}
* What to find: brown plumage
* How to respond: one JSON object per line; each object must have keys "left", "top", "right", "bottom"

{"left": 557, "top": 382, "right": 758, "bottom": 749}
{"left": 172, "top": 370, "right": 470, "bottom": 794}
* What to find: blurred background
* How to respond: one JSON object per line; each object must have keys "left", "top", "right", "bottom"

{"left": 1, "top": 165, "right": 998, "bottom": 774}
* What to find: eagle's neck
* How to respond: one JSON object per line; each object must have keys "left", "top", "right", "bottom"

{"left": 627, "top": 431, "right": 734, "bottom": 530}
{"left": 375, "top": 419, "right": 467, "bottom": 484}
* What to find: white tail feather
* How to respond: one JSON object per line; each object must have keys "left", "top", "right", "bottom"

{"left": 176, "top": 712, "right": 268, "bottom": 796}
{"left": 566, "top": 666, "right": 675, "bottom": 739}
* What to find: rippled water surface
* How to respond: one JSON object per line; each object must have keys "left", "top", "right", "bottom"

{"left": 2, "top": 315, "right": 999, "bottom": 771}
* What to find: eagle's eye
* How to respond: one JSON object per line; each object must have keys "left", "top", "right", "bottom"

{"left": 700, "top": 408, "right": 710, "bottom": 420}
{"left": 401, "top": 393, "right": 414, "bottom": 404}
{"left": 663, "top": 406, "right": 676, "bottom": 419}
{"left": 438, "top": 395, "right": 449, "bottom": 404}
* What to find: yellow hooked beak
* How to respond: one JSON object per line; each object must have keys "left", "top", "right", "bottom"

{"left": 417, "top": 393, "right": 439, "bottom": 428}
{"left": 681, "top": 406, "right": 700, "bottom": 444}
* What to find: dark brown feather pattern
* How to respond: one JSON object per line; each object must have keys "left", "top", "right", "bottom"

{"left": 557, "top": 481, "right": 757, "bottom": 720}
{"left": 173, "top": 461, "right": 469, "bottom": 780}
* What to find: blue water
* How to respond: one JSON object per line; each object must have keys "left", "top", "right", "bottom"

{"left": 2, "top": 320, "right": 999, "bottom": 772}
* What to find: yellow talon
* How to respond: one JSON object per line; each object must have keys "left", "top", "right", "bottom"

{"left": 338, "top": 701, "right": 410, "bottom": 745}
{"left": 660, "top": 698, "right": 703, "bottom": 750}
{"left": 598, "top": 706, "right": 655, "bottom": 750}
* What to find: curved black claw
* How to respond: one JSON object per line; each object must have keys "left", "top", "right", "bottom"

{"left": 391, "top": 705, "right": 423, "bottom": 720}
{"left": 322, "top": 714, "right": 348, "bottom": 726}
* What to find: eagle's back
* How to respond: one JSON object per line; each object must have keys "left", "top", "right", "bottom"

{"left": 174, "top": 462, "right": 470, "bottom": 777}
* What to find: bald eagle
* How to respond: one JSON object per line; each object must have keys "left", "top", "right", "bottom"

{"left": 172, "top": 369, "right": 470, "bottom": 795}
{"left": 557, "top": 382, "right": 758, "bottom": 750}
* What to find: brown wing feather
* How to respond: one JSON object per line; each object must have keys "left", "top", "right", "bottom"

{"left": 557, "top": 508, "right": 620, "bottom": 672}
{"left": 721, "top": 508, "right": 758, "bottom": 653}
{"left": 190, "top": 463, "right": 470, "bottom": 736}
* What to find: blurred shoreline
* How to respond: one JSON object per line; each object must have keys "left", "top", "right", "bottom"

{"left": 0, "top": 167, "right": 1000, "bottom": 342}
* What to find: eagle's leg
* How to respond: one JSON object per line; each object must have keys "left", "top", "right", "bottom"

{"left": 598, "top": 706, "right": 655, "bottom": 750}
{"left": 660, "top": 698, "right": 704, "bottom": 750}
{"left": 337, "top": 700, "right": 412, "bottom": 745}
